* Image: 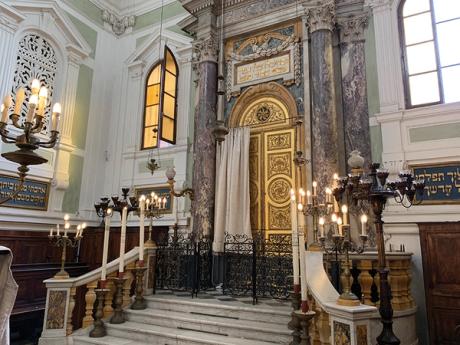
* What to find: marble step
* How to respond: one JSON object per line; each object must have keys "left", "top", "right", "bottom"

{"left": 125, "top": 308, "right": 291, "bottom": 343}
{"left": 145, "top": 296, "right": 291, "bottom": 325}
{"left": 74, "top": 321, "right": 287, "bottom": 345}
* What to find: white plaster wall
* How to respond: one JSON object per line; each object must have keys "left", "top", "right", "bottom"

{"left": 368, "top": 0, "right": 460, "bottom": 344}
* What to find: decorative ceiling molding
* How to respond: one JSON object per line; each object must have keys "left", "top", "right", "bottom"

{"left": 89, "top": 0, "right": 176, "bottom": 17}
{"left": 101, "top": 9, "right": 135, "bottom": 35}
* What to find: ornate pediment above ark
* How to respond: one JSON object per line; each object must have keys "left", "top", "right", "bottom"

{"left": 225, "top": 23, "right": 302, "bottom": 100}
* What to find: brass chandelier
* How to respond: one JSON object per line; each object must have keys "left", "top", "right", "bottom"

{"left": 0, "top": 79, "right": 61, "bottom": 202}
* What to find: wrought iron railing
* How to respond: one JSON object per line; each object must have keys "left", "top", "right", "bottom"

{"left": 223, "top": 231, "right": 293, "bottom": 303}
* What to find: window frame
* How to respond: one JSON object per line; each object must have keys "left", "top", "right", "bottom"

{"left": 141, "top": 46, "right": 179, "bottom": 150}
{"left": 399, "top": 0, "right": 460, "bottom": 108}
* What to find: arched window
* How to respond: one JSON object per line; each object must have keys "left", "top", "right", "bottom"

{"left": 399, "top": 0, "right": 460, "bottom": 108}
{"left": 142, "top": 46, "right": 178, "bottom": 149}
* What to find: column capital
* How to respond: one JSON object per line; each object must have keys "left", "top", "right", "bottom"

{"left": 337, "top": 14, "right": 369, "bottom": 43}
{"left": 193, "top": 31, "right": 218, "bottom": 63}
{"left": 305, "top": 1, "right": 336, "bottom": 33}
{"left": 364, "top": 0, "right": 392, "bottom": 11}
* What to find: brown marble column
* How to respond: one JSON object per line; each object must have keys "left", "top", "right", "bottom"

{"left": 191, "top": 30, "right": 218, "bottom": 239}
{"left": 338, "top": 15, "right": 372, "bottom": 165}
{"left": 306, "top": 2, "right": 340, "bottom": 198}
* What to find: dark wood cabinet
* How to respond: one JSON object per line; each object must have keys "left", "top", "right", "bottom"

{"left": 419, "top": 222, "right": 460, "bottom": 345}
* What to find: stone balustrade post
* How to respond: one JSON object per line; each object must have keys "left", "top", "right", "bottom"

{"left": 82, "top": 280, "right": 98, "bottom": 328}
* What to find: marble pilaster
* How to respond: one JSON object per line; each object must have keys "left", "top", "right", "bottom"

{"left": 338, "top": 15, "right": 371, "bottom": 164}
{"left": 306, "top": 1, "right": 339, "bottom": 198}
{"left": 191, "top": 27, "right": 219, "bottom": 239}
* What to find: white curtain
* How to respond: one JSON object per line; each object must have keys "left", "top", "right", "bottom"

{"left": 0, "top": 247, "right": 18, "bottom": 345}
{"left": 213, "top": 127, "right": 252, "bottom": 252}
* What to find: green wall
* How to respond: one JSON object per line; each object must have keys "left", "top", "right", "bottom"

{"left": 134, "top": 2, "right": 187, "bottom": 31}
{"left": 62, "top": 154, "right": 84, "bottom": 213}
{"left": 410, "top": 122, "right": 460, "bottom": 142}
{"left": 67, "top": 13, "right": 98, "bottom": 58}
{"left": 65, "top": 0, "right": 104, "bottom": 26}
{"left": 72, "top": 65, "right": 93, "bottom": 150}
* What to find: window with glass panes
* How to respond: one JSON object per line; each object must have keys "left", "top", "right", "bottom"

{"left": 400, "top": 0, "right": 460, "bottom": 107}
{"left": 142, "top": 47, "right": 178, "bottom": 149}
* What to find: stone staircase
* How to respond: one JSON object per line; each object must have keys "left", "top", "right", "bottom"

{"left": 73, "top": 292, "right": 292, "bottom": 345}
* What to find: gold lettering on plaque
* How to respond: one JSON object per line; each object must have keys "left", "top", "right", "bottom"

{"left": 236, "top": 53, "right": 290, "bottom": 85}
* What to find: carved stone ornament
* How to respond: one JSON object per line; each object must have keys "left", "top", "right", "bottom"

{"left": 224, "top": 0, "right": 297, "bottom": 25}
{"left": 102, "top": 9, "right": 135, "bottom": 36}
{"left": 305, "top": 1, "right": 336, "bottom": 33}
{"left": 193, "top": 32, "right": 219, "bottom": 63}
{"left": 338, "top": 15, "right": 369, "bottom": 43}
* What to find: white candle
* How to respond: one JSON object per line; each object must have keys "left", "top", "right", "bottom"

{"left": 319, "top": 217, "right": 325, "bottom": 237}
{"left": 14, "top": 88, "right": 25, "bottom": 115}
{"left": 325, "top": 188, "right": 332, "bottom": 204}
{"left": 299, "top": 188, "right": 305, "bottom": 205}
{"left": 337, "top": 217, "right": 343, "bottom": 236}
{"left": 81, "top": 222, "right": 86, "bottom": 237}
{"left": 361, "top": 214, "right": 368, "bottom": 236}
{"left": 31, "top": 79, "right": 40, "bottom": 96}
{"left": 101, "top": 208, "right": 112, "bottom": 281}
{"left": 51, "top": 103, "right": 61, "bottom": 131}
{"left": 334, "top": 199, "right": 339, "bottom": 213}
{"left": 312, "top": 181, "right": 317, "bottom": 196}
{"left": 26, "top": 95, "right": 38, "bottom": 123}
{"left": 306, "top": 190, "right": 312, "bottom": 205}
{"left": 37, "top": 86, "right": 47, "bottom": 117}
{"left": 56, "top": 224, "right": 60, "bottom": 236}
{"left": 1, "top": 95, "right": 11, "bottom": 123}
{"left": 119, "top": 206, "right": 128, "bottom": 274}
{"left": 139, "top": 196, "right": 146, "bottom": 264}
{"left": 49, "top": 228, "right": 53, "bottom": 236}
{"left": 297, "top": 205, "right": 308, "bottom": 311}
{"left": 76, "top": 225, "right": 81, "bottom": 238}
{"left": 290, "top": 190, "right": 300, "bottom": 289}
{"left": 333, "top": 173, "right": 339, "bottom": 188}
{"left": 64, "top": 222, "right": 70, "bottom": 237}
{"left": 341, "top": 204, "right": 348, "bottom": 225}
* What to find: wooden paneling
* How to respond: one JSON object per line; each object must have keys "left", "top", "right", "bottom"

{"left": 419, "top": 222, "right": 460, "bottom": 345}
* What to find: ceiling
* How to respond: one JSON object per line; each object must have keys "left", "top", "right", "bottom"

{"left": 91, "top": 0, "right": 175, "bottom": 16}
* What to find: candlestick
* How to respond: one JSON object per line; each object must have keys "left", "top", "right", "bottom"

{"left": 101, "top": 208, "right": 112, "bottom": 281}
{"left": 341, "top": 204, "right": 348, "bottom": 225}
{"left": 290, "top": 191, "right": 300, "bottom": 290}
{"left": 119, "top": 206, "right": 128, "bottom": 274}
{"left": 139, "top": 195, "right": 146, "bottom": 264}
{"left": 297, "top": 203, "right": 308, "bottom": 312}
{"left": 361, "top": 214, "right": 368, "bottom": 236}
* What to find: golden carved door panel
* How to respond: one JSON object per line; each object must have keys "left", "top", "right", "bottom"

{"left": 263, "top": 129, "right": 295, "bottom": 237}
{"left": 248, "top": 128, "right": 295, "bottom": 238}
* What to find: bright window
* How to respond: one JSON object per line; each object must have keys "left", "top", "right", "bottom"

{"left": 142, "top": 47, "right": 178, "bottom": 149}
{"left": 400, "top": 0, "right": 460, "bottom": 107}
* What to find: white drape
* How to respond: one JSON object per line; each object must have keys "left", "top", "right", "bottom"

{"left": 213, "top": 127, "right": 252, "bottom": 252}
{"left": 0, "top": 247, "right": 18, "bottom": 345}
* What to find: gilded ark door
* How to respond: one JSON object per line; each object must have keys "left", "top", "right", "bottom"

{"left": 239, "top": 97, "right": 295, "bottom": 239}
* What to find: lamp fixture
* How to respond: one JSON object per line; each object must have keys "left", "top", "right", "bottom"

{"left": 0, "top": 79, "right": 61, "bottom": 203}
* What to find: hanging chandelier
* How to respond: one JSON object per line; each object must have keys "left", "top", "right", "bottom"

{"left": 0, "top": 79, "right": 61, "bottom": 201}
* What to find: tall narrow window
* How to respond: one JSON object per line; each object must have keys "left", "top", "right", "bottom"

{"left": 400, "top": 0, "right": 460, "bottom": 107}
{"left": 142, "top": 47, "right": 178, "bottom": 149}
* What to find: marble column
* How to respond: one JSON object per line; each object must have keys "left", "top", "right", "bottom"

{"left": 191, "top": 31, "right": 218, "bottom": 239}
{"left": 306, "top": 2, "right": 339, "bottom": 198}
{"left": 338, "top": 15, "right": 372, "bottom": 165}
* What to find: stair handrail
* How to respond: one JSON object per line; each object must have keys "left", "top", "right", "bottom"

{"left": 43, "top": 246, "right": 140, "bottom": 288}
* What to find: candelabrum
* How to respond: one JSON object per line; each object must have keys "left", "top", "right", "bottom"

{"left": 333, "top": 151, "right": 425, "bottom": 345}
{"left": 0, "top": 79, "right": 61, "bottom": 203}
{"left": 165, "top": 167, "right": 194, "bottom": 201}
{"left": 48, "top": 221, "right": 85, "bottom": 279}
{"left": 95, "top": 187, "right": 139, "bottom": 219}
{"left": 144, "top": 190, "right": 168, "bottom": 247}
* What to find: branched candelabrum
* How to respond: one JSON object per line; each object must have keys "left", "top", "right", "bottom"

{"left": 0, "top": 79, "right": 61, "bottom": 203}
{"left": 333, "top": 152, "right": 425, "bottom": 345}
{"left": 49, "top": 223, "right": 84, "bottom": 279}
{"left": 144, "top": 190, "right": 168, "bottom": 246}
{"left": 95, "top": 187, "right": 139, "bottom": 220}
